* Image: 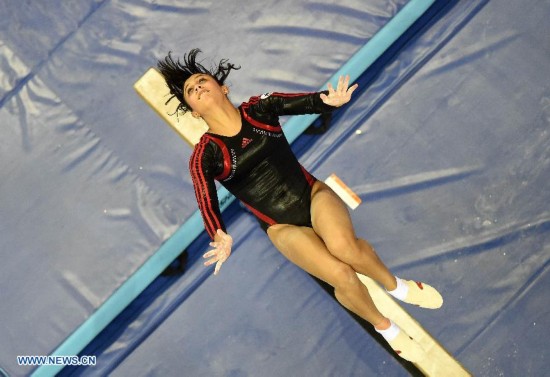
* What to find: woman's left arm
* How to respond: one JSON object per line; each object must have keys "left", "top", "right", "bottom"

{"left": 252, "top": 75, "right": 358, "bottom": 117}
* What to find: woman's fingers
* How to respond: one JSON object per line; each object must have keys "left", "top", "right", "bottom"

{"left": 343, "top": 75, "right": 350, "bottom": 90}
{"left": 203, "top": 247, "right": 226, "bottom": 260}
{"left": 335, "top": 75, "right": 349, "bottom": 93}
{"left": 321, "top": 75, "right": 358, "bottom": 107}
{"left": 332, "top": 75, "right": 356, "bottom": 95}
{"left": 203, "top": 248, "right": 229, "bottom": 272}
{"left": 203, "top": 229, "right": 233, "bottom": 274}
{"left": 348, "top": 82, "right": 359, "bottom": 95}
{"left": 203, "top": 249, "right": 217, "bottom": 265}
{"left": 214, "top": 260, "right": 223, "bottom": 275}
{"left": 337, "top": 75, "right": 348, "bottom": 93}
{"left": 203, "top": 250, "right": 226, "bottom": 266}
{"left": 203, "top": 249, "right": 217, "bottom": 258}
{"left": 203, "top": 257, "right": 216, "bottom": 266}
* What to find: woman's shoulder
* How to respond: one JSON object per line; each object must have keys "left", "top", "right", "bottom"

{"left": 242, "top": 92, "right": 277, "bottom": 107}
{"left": 190, "top": 134, "right": 222, "bottom": 160}
{"left": 241, "top": 93, "right": 280, "bottom": 122}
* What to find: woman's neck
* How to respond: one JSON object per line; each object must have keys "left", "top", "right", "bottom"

{"left": 202, "top": 100, "right": 241, "bottom": 136}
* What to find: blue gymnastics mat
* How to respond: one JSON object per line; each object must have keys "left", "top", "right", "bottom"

{"left": 65, "top": 0, "right": 550, "bottom": 375}
{"left": 2, "top": 0, "right": 549, "bottom": 375}
{"left": 0, "top": 1, "right": 425, "bottom": 376}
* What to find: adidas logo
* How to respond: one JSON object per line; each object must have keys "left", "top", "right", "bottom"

{"left": 241, "top": 137, "right": 253, "bottom": 148}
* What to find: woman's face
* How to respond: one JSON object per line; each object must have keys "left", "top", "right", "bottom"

{"left": 183, "top": 73, "right": 225, "bottom": 115}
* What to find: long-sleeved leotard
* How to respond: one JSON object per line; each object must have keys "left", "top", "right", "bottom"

{"left": 189, "top": 91, "right": 335, "bottom": 239}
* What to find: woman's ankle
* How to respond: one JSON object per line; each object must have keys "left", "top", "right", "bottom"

{"left": 374, "top": 317, "right": 391, "bottom": 330}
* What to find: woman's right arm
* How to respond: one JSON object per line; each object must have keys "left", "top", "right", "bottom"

{"left": 189, "top": 140, "right": 234, "bottom": 275}
{"left": 189, "top": 139, "right": 226, "bottom": 240}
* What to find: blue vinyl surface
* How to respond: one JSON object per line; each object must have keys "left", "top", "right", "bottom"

{"left": 1, "top": 1, "right": 414, "bottom": 376}
{"left": 1, "top": 0, "right": 549, "bottom": 376}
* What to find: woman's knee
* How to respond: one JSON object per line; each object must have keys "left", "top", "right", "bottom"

{"left": 267, "top": 224, "right": 289, "bottom": 244}
{"left": 330, "top": 263, "right": 360, "bottom": 290}
{"left": 324, "top": 233, "right": 361, "bottom": 261}
{"left": 267, "top": 224, "right": 308, "bottom": 252}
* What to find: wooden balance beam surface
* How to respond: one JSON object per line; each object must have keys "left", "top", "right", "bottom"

{"left": 357, "top": 274, "right": 471, "bottom": 376}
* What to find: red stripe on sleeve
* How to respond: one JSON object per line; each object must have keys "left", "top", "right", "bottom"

{"left": 190, "top": 139, "right": 224, "bottom": 239}
{"left": 241, "top": 102, "right": 283, "bottom": 132}
{"left": 204, "top": 134, "right": 232, "bottom": 181}
{"left": 270, "top": 92, "right": 316, "bottom": 98}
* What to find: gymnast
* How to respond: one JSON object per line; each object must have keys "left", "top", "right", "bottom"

{"left": 157, "top": 49, "right": 443, "bottom": 362}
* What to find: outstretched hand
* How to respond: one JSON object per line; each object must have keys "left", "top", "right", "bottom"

{"left": 203, "top": 229, "right": 233, "bottom": 275}
{"left": 320, "top": 75, "right": 358, "bottom": 107}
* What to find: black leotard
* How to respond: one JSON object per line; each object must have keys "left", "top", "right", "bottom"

{"left": 189, "top": 91, "right": 334, "bottom": 239}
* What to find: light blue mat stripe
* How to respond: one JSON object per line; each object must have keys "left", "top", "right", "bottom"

{"left": 33, "top": 1, "right": 435, "bottom": 375}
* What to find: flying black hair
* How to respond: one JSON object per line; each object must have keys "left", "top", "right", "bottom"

{"left": 157, "top": 48, "right": 240, "bottom": 114}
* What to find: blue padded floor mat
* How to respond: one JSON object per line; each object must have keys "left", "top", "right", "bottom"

{"left": 1, "top": 1, "right": 415, "bottom": 376}
{"left": 2, "top": 0, "right": 549, "bottom": 376}
{"left": 300, "top": 0, "right": 550, "bottom": 375}
{"left": 62, "top": 0, "right": 550, "bottom": 376}
{"left": 68, "top": 0, "right": 549, "bottom": 375}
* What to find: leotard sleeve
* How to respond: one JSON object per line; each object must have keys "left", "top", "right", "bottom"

{"left": 189, "top": 137, "right": 226, "bottom": 240}
{"left": 247, "top": 91, "right": 335, "bottom": 121}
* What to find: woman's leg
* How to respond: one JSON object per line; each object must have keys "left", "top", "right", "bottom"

{"left": 267, "top": 222, "right": 426, "bottom": 362}
{"left": 310, "top": 181, "right": 397, "bottom": 290}
{"left": 267, "top": 224, "right": 387, "bottom": 327}
{"left": 309, "top": 180, "right": 443, "bottom": 309}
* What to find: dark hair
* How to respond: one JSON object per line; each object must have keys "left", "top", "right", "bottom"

{"left": 157, "top": 48, "right": 240, "bottom": 114}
